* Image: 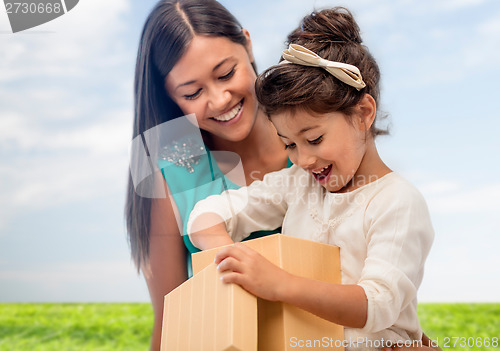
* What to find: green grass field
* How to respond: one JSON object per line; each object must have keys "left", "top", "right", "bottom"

{"left": 0, "top": 303, "right": 498, "bottom": 350}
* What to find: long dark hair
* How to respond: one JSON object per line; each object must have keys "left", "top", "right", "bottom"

{"left": 126, "top": 0, "right": 255, "bottom": 271}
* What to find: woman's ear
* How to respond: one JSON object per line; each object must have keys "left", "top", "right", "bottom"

{"left": 356, "top": 94, "right": 377, "bottom": 131}
{"left": 242, "top": 28, "right": 255, "bottom": 63}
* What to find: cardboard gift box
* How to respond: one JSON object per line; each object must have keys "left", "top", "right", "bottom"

{"left": 161, "top": 234, "right": 344, "bottom": 351}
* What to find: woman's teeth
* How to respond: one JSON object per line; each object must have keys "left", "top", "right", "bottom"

{"left": 212, "top": 102, "right": 242, "bottom": 122}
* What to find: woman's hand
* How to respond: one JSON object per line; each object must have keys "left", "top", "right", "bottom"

{"left": 214, "top": 242, "right": 291, "bottom": 301}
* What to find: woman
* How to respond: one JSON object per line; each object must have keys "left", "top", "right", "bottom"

{"left": 126, "top": 1, "right": 288, "bottom": 349}
{"left": 125, "top": 1, "right": 440, "bottom": 350}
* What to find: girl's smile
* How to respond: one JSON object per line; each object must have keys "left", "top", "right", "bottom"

{"left": 270, "top": 95, "right": 387, "bottom": 193}
{"left": 311, "top": 164, "right": 332, "bottom": 184}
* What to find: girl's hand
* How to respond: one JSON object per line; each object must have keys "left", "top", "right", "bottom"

{"left": 214, "top": 242, "right": 292, "bottom": 301}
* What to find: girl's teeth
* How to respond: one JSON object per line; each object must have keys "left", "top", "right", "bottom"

{"left": 213, "top": 102, "right": 242, "bottom": 121}
{"left": 313, "top": 165, "right": 330, "bottom": 174}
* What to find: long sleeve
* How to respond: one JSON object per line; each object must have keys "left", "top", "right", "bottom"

{"left": 357, "top": 180, "right": 434, "bottom": 334}
{"left": 187, "top": 166, "right": 300, "bottom": 243}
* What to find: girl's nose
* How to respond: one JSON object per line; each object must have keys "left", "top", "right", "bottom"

{"left": 296, "top": 149, "right": 316, "bottom": 169}
{"left": 208, "top": 86, "right": 231, "bottom": 113}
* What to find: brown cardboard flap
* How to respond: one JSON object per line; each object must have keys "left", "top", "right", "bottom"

{"left": 161, "top": 263, "right": 258, "bottom": 351}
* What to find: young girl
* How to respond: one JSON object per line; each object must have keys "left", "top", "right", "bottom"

{"left": 187, "top": 7, "right": 434, "bottom": 350}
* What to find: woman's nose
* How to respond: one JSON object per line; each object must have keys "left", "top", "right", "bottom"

{"left": 207, "top": 85, "right": 231, "bottom": 113}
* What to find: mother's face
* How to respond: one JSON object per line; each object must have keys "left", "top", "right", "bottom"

{"left": 165, "top": 32, "right": 259, "bottom": 143}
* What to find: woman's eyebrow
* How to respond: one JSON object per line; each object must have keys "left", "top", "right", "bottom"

{"left": 175, "top": 80, "right": 196, "bottom": 90}
{"left": 213, "top": 57, "right": 231, "bottom": 72}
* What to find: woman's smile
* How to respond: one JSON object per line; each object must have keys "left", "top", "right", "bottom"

{"left": 211, "top": 100, "right": 243, "bottom": 123}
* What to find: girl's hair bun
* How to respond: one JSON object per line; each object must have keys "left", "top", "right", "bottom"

{"left": 292, "top": 7, "right": 362, "bottom": 44}
{"left": 258, "top": 7, "right": 386, "bottom": 138}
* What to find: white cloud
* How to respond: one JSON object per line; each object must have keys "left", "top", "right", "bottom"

{"left": 420, "top": 247, "right": 500, "bottom": 302}
{"left": 478, "top": 11, "right": 500, "bottom": 34}
{"left": 465, "top": 11, "right": 500, "bottom": 67}
{"left": 432, "top": 0, "right": 487, "bottom": 11}
{"left": 1, "top": 150, "right": 129, "bottom": 212}
{"left": 0, "top": 0, "right": 131, "bottom": 82}
{"left": 418, "top": 181, "right": 461, "bottom": 195}
{"left": 0, "top": 0, "right": 134, "bottom": 214}
{"left": 0, "top": 260, "right": 149, "bottom": 302}
{"left": 0, "top": 110, "right": 131, "bottom": 152}
{"left": 354, "top": 2, "right": 396, "bottom": 27}
{"left": 380, "top": 0, "right": 490, "bottom": 15}
{"left": 0, "top": 1, "right": 135, "bottom": 233}
{"left": 424, "top": 183, "right": 500, "bottom": 214}
{"left": 0, "top": 261, "right": 132, "bottom": 284}
{"left": 0, "top": 106, "right": 132, "bottom": 212}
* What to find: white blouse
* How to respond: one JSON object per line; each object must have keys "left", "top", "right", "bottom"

{"left": 188, "top": 165, "right": 434, "bottom": 348}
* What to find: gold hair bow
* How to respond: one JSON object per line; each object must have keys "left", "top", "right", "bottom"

{"left": 281, "top": 44, "right": 366, "bottom": 91}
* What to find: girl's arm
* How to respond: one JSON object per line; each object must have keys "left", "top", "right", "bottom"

{"left": 188, "top": 213, "right": 234, "bottom": 250}
{"left": 142, "top": 175, "right": 188, "bottom": 351}
{"left": 188, "top": 168, "right": 294, "bottom": 248}
{"left": 214, "top": 243, "right": 368, "bottom": 328}
{"left": 282, "top": 273, "right": 367, "bottom": 328}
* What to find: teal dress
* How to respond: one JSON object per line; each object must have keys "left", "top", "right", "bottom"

{"left": 159, "top": 145, "right": 292, "bottom": 277}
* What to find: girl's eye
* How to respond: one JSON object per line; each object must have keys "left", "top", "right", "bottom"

{"left": 308, "top": 136, "right": 323, "bottom": 145}
{"left": 219, "top": 67, "right": 235, "bottom": 80}
{"left": 184, "top": 89, "right": 202, "bottom": 100}
{"left": 284, "top": 143, "right": 296, "bottom": 150}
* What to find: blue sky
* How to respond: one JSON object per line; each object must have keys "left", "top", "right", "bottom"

{"left": 0, "top": 0, "right": 499, "bottom": 302}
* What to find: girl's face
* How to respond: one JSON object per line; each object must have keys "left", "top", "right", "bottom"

{"left": 270, "top": 109, "right": 372, "bottom": 193}
{"left": 165, "top": 33, "right": 258, "bottom": 143}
